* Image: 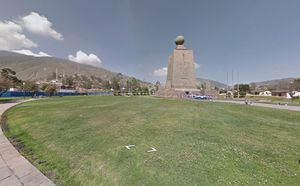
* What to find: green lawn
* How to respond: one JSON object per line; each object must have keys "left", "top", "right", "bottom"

{"left": 0, "top": 97, "right": 22, "bottom": 103}
{"left": 3, "top": 96, "right": 300, "bottom": 185}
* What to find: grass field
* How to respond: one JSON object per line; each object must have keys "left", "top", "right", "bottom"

{"left": 3, "top": 96, "right": 300, "bottom": 185}
{"left": 0, "top": 97, "right": 22, "bottom": 103}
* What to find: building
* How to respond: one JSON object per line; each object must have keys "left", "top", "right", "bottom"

{"left": 271, "top": 90, "right": 289, "bottom": 97}
{"left": 292, "top": 91, "right": 300, "bottom": 98}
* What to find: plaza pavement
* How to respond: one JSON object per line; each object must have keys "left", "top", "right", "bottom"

{"left": 0, "top": 101, "right": 55, "bottom": 186}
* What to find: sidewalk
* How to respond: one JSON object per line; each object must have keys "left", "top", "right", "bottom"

{"left": 214, "top": 100, "right": 300, "bottom": 111}
{"left": 0, "top": 102, "right": 55, "bottom": 186}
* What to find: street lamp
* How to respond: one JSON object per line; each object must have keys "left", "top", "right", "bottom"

{"left": 22, "top": 82, "right": 25, "bottom": 99}
{"left": 121, "top": 87, "right": 125, "bottom": 96}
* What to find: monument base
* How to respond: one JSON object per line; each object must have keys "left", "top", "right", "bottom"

{"left": 155, "top": 88, "right": 201, "bottom": 99}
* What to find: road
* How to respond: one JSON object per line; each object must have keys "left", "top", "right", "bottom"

{"left": 213, "top": 100, "right": 300, "bottom": 111}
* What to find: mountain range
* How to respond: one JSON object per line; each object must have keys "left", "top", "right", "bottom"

{"left": 251, "top": 78, "right": 296, "bottom": 87}
{"left": 0, "top": 51, "right": 298, "bottom": 89}
{"left": 0, "top": 51, "right": 151, "bottom": 86}
{"left": 196, "top": 78, "right": 227, "bottom": 89}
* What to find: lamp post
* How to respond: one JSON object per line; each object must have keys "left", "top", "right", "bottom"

{"left": 22, "top": 82, "right": 25, "bottom": 99}
{"left": 121, "top": 87, "right": 125, "bottom": 96}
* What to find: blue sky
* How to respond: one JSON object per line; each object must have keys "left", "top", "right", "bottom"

{"left": 0, "top": 0, "right": 300, "bottom": 84}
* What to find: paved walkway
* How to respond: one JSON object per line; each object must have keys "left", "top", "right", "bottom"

{"left": 0, "top": 101, "right": 55, "bottom": 186}
{"left": 214, "top": 100, "right": 300, "bottom": 111}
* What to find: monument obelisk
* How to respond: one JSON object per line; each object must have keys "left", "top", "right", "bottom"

{"left": 165, "top": 35, "right": 197, "bottom": 91}
{"left": 156, "top": 35, "right": 199, "bottom": 98}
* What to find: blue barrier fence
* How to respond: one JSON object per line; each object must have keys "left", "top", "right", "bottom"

{"left": 0, "top": 91, "right": 113, "bottom": 97}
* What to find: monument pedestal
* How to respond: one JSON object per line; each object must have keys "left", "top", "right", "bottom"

{"left": 155, "top": 88, "right": 186, "bottom": 98}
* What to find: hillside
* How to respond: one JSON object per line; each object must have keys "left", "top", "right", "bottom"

{"left": 196, "top": 78, "right": 227, "bottom": 89}
{"left": 0, "top": 51, "right": 151, "bottom": 86}
{"left": 251, "top": 78, "right": 296, "bottom": 87}
{"left": 196, "top": 77, "right": 299, "bottom": 90}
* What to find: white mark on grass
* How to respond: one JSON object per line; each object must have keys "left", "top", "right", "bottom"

{"left": 125, "top": 145, "right": 135, "bottom": 149}
{"left": 147, "top": 147, "right": 157, "bottom": 153}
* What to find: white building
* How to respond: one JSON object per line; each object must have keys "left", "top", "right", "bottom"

{"left": 259, "top": 91, "right": 272, "bottom": 96}
{"left": 292, "top": 91, "right": 300, "bottom": 98}
{"left": 9, "top": 88, "right": 20, "bottom": 91}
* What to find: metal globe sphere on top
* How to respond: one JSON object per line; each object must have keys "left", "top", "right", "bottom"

{"left": 175, "top": 35, "right": 185, "bottom": 45}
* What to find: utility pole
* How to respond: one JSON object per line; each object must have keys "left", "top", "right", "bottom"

{"left": 231, "top": 69, "right": 234, "bottom": 91}
{"left": 55, "top": 68, "right": 58, "bottom": 82}
{"left": 237, "top": 71, "right": 240, "bottom": 98}
{"left": 44, "top": 67, "right": 46, "bottom": 82}
{"left": 226, "top": 71, "right": 229, "bottom": 98}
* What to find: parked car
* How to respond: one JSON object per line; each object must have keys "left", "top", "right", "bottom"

{"left": 193, "top": 95, "right": 213, "bottom": 100}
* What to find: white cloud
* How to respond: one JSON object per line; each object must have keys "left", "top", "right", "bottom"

{"left": 19, "top": 12, "right": 63, "bottom": 40}
{"left": 68, "top": 50, "right": 102, "bottom": 67}
{"left": 12, "top": 49, "right": 51, "bottom": 57}
{"left": 0, "top": 21, "right": 37, "bottom": 50}
{"left": 153, "top": 67, "right": 168, "bottom": 77}
{"left": 195, "top": 63, "right": 202, "bottom": 69}
{"left": 0, "top": 12, "right": 62, "bottom": 51}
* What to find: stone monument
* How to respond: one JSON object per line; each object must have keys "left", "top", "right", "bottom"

{"left": 165, "top": 35, "right": 197, "bottom": 91}
{"left": 156, "top": 35, "right": 199, "bottom": 98}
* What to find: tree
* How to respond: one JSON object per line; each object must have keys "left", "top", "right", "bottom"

{"left": 142, "top": 87, "right": 149, "bottom": 95}
{"left": 131, "top": 78, "right": 140, "bottom": 90}
{"left": 0, "top": 76, "right": 11, "bottom": 92}
{"left": 234, "top": 84, "right": 250, "bottom": 93}
{"left": 43, "top": 84, "right": 57, "bottom": 96}
{"left": 234, "top": 90, "right": 246, "bottom": 98}
{"left": 233, "top": 84, "right": 250, "bottom": 98}
{"left": 125, "top": 80, "right": 131, "bottom": 92}
{"left": 111, "top": 76, "right": 120, "bottom": 91}
{"left": 154, "top": 81, "right": 161, "bottom": 91}
{"left": 23, "top": 81, "right": 39, "bottom": 92}
{"left": 102, "top": 80, "right": 112, "bottom": 90}
{"left": 62, "top": 75, "right": 75, "bottom": 88}
{"left": 0, "top": 68, "right": 22, "bottom": 92}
